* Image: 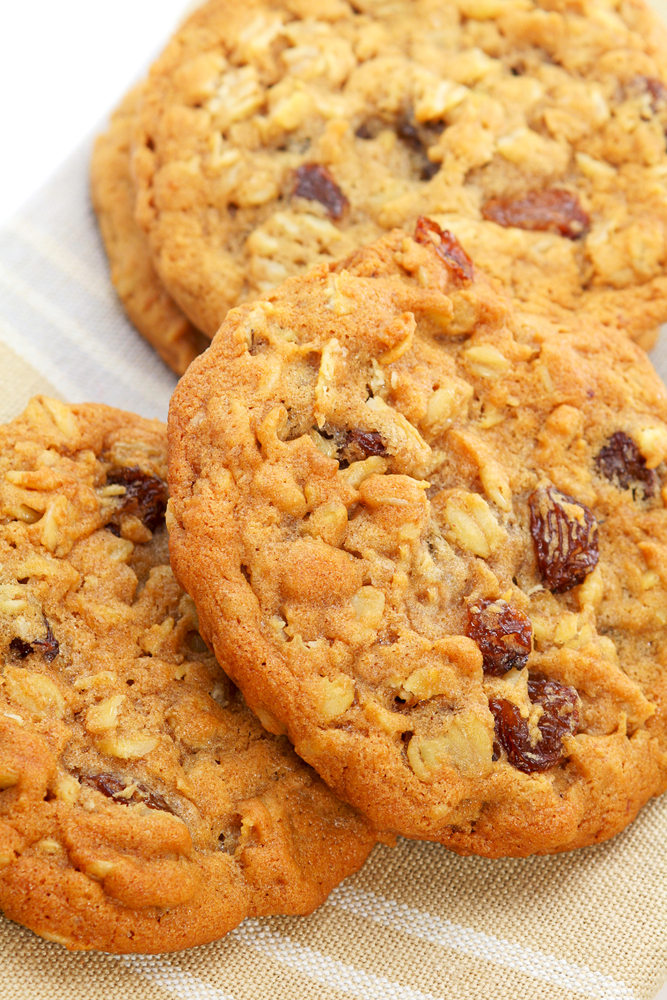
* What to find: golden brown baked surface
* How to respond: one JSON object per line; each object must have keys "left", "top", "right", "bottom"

{"left": 134, "top": 0, "right": 667, "bottom": 347}
{"left": 169, "top": 227, "right": 667, "bottom": 858}
{"left": 91, "top": 85, "right": 208, "bottom": 375}
{"left": 0, "top": 397, "right": 375, "bottom": 953}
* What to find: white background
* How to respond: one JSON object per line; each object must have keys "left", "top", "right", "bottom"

{"left": 0, "top": 1, "right": 192, "bottom": 226}
{"left": 0, "top": 1, "right": 666, "bottom": 994}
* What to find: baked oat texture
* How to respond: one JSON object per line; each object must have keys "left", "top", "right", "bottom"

{"left": 169, "top": 227, "right": 667, "bottom": 858}
{"left": 134, "top": 0, "right": 667, "bottom": 349}
{"left": 0, "top": 397, "right": 376, "bottom": 953}
{"left": 91, "top": 86, "right": 208, "bottom": 375}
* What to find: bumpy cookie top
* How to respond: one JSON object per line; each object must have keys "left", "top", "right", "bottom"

{"left": 135, "top": 0, "right": 667, "bottom": 347}
{"left": 91, "top": 85, "right": 208, "bottom": 375}
{"left": 169, "top": 226, "right": 667, "bottom": 857}
{"left": 0, "top": 397, "right": 375, "bottom": 953}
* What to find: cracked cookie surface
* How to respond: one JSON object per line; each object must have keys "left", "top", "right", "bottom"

{"left": 0, "top": 397, "right": 375, "bottom": 953}
{"left": 169, "top": 227, "right": 667, "bottom": 858}
{"left": 134, "top": 0, "right": 667, "bottom": 348}
{"left": 91, "top": 85, "right": 208, "bottom": 375}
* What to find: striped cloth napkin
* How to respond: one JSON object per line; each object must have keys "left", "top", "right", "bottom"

{"left": 0, "top": 135, "right": 667, "bottom": 1000}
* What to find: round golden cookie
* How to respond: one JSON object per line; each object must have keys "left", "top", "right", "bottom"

{"left": 168, "top": 225, "right": 667, "bottom": 858}
{"left": 91, "top": 85, "right": 208, "bottom": 375}
{"left": 134, "top": 0, "right": 667, "bottom": 349}
{"left": 0, "top": 396, "right": 376, "bottom": 953}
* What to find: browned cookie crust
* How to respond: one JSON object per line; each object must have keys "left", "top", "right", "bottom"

{"left": 169, "top": 227, "right": 667, "bottom": 858}
{"left": 91, "top": 85, "right": 208, "bottom": 375}
{"left": 0, "top": 397, "right": 375, "bottom": 953}
{"left": 134, "top": 0, "right": 667, "bottom": 347}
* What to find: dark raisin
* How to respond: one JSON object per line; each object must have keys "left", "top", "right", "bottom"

{"left": 396, "top": 118, "right": 423, "bottom": 152}
{"left": 107, "top": 467, "right": 168, "bottom": 533}
{"left": 595, "top": 431, "right": 656, "bottom": 497}
{"left": 528, "top": 485, "right": 599, "bottom": 593}
{"left": 293, "top": 163, "right": 349, "bottom": 220}
{"left": 9, "top": 637, "right": 32, "bottom": 659}
{"left": 395, "top": 119, "right": 440, "bottom": 180}
{"left": 466, "top": 598, "right": 532, "bottom": 676}
{"left": 32, "top": 620, "right": 59, "bottom": 662}
{"left": 627, "top": 75, "right": 667, "bottom": 112}
{"left": 421, "top": 160, "right": 440, "bottom": 181}
{"left": 644, "top": 77, "right": 667, "bottom": 110}
{"left": 9, "top": 621, "right": 59, "bottom": 662}
{"left": 341, "top": 428, "right": 387, "bottom": 465}
{"left": 489, "top": 676, "right": 579, "bottom": 773}
{"left": 481, "top": 189, "right": 590, "bottom": 240}
{"left": 355, "top": 122, "right": 374, "bottom": 139}
{"left": 80, "top": 773, "right": 173, "bottom": 813}
{"left": 414, "top": 216, "right": 473, "bottom": 282}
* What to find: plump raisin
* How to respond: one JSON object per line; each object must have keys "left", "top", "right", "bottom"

{"left": 595, "top": 431, "right": 656, "bottom": 497}
{"left": 107, "top": 467, "right": 168, "bottom": 533}
{"left": 528, "top": 485, "right": 599, "bottom": 593}
{"left": 32, "top": 620, "right": 59, "bottom": 662}
{"left": 489, "top": 676, "right": 579, "bottom": 773}
{"left": 341, "top": 429, "right": 387, "bottom": 465}
{"left": 9, "top": 637, "right": 32, "bottom": 659}
{"left": 80, "top": 773, "right": 173, "bottom": 813}
{"left": 481, "top": 189, "right": 590, "bottom": 239}
{"left": 466, "top": 598, "right": 532, "bottom": 676}
{"left": 293, "top": 164, "right": 348, "bottom": 220}
{"left": 414, "top": 216, "right": 473, "bottom": 282}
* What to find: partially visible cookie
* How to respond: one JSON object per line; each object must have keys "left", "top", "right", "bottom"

{"left": 168, "top": 225, "right": 667, "bottom": 858}
{"left": 0, "top": 396, "right": 376, "bottom": 953}
{"left": 91, "top": 86, "right": 208, "bottom": 375}
{"left": 134, "top": 0, "right": 667, "bottom": 347}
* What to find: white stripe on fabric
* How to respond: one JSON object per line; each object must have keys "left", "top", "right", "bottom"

{"left": 0, "top": 316, "right": 80, "bottom": 402}
{"left": 329, "top": 886, "right": 636, "bottom": 1000}
{"left": 0, "top": 259, "right": 170, "bottom": 403}
{"left": 4, "top": 216, "right": 117, "bottom": 306}
{"left": 230, "top": 921, "right": 444, "bottom": 1000}
{"left": 119, "top": 955, "right": 236, "bottom": 1000}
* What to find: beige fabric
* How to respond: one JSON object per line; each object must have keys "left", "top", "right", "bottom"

{"left": 2, "top": 3, "right": 667, "bottom": 994}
